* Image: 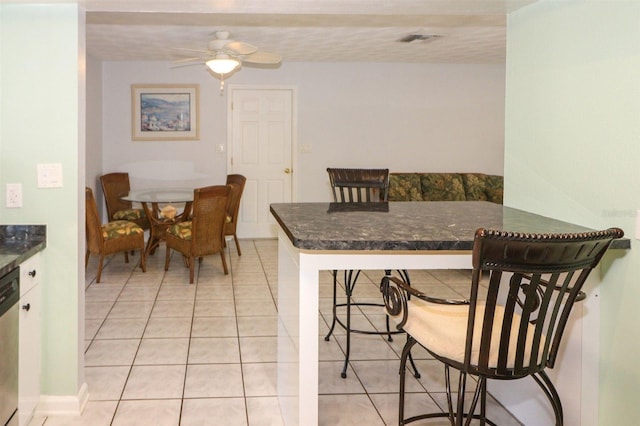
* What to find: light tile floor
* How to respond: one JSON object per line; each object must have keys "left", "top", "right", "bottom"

{"left": 32, "top": 239, "right": 521, "bottom": 426}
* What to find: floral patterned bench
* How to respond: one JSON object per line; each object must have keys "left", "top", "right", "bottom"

{"left": 388, "top": 173, "right": 503, "bottom": 204}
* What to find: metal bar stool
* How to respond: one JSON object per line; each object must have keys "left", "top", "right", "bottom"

{"left": 324, "top": 167, "right": 420, "bottom": 379}
{"left": 381, "top": 227, "right": 624, "bottom": 425}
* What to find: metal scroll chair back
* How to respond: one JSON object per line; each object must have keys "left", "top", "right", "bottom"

{"left": 468, "top": 228, "right": 622, "bottom": 376}
{"left": 383, "top": 227, "right": 624, "bottom": 425}
{"left": 327, "top": 168, "right": 389, "bottom": 203}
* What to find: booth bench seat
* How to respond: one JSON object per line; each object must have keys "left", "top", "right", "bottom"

{"left": 388, "top": 172, "right": 503, "bottom": 204}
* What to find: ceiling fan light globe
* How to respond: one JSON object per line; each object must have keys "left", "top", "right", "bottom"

{"left": 206, "top": 58, "right": 240, "bottom": 74}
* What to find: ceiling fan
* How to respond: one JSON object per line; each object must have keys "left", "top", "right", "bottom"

{"left": 173, "top": 31, "right": 282, "bottom": 92}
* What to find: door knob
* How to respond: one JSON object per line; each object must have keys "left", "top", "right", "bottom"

{"left": 284, "top": 168, "right": 292, "bottom": 174}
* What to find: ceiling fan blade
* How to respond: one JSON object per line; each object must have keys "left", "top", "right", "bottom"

{"left": 170, "top": 62, "right": 206, "bottom": 69}
{"left": 242, "top": 51, "right": 282, "bottom": 65}
{"left": 226, "top": 40, "right": 258, "bottom": 56}
{"left": 171, "top": 47, "right": 212, "bottom": 55}
{"left": 172, "top": 56, "right": 204, "bottom": 64}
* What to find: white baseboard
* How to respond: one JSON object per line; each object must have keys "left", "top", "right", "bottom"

{"left": 35, "top": 382, "right": 89, "bottom": 417}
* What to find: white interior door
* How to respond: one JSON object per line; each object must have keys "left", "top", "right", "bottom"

{"left": 228, "top": 87, "right": 295, "bottom": 238}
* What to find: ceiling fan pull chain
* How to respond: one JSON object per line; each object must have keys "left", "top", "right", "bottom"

{"left": 219, "top": 75, "right": 225, "bottom": 95}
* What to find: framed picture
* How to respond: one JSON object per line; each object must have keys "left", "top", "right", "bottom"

{"left": 131, "top": 84, "right": 200, "bottom": 141}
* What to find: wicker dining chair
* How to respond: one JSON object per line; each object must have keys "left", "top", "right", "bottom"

{"left": 381, "top": 227, "right": 624, "bottom": 426}
{"left": 100, "top": 172, "right": 149, "bottom": 230}
{"left": 164, "top": 185, "right": 230, "bottom": 283}
{"left": 224, "top": 174, "right": 247, "bottom": 256}
{"left": 85, "top": 187, "right": 146, "bottom": 283}
{"left": 324, "top": 167, "right": 415, "bottom": 378}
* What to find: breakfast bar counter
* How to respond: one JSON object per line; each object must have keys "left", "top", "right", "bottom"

{"left": 0, "top": 225, "right": 46, "bottom": 277}
{"left": 269, "top": 201, "right": 628, "bottom": 425}
{"left": 271, "top": 201, "right": 629, "bottom": 251}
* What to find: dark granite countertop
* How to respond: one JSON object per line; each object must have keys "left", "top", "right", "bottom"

{"left": 0, "top": 225, "right": 47, "bottom": 277}
{"left": 270, "top": 201, "right": 630, "bottom": 251}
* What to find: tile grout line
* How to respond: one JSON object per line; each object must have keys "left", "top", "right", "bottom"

{"left": 111, "top": 252, "right": 167, "bottom": 425}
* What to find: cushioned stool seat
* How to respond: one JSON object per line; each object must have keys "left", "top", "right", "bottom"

{"left": 395, "top": 300, "right": 543, "bottom": 369}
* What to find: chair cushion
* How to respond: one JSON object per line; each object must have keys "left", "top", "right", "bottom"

{"left": 113, "top": 208, "right": 145, "bottom": 221}
{"left": 397, "top": 299, "right": 544, "bottom": 369}
{"left": 420, "top": 173, "right": 466, "bottom": 201}
{"left": 101, "top": 220, "right": 144, "bottom": 240}
{"left": 388, "top": 174, "right": 423, "bottom": 201}
{"left": 167, "top": 221, "right": 192, "bottom": 240}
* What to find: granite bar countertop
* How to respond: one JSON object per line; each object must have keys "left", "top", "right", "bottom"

{"left": 270, "top": 201, "right": 630, "bottom": 251}
{"left": 0, "top": 225, "right": 47, "bottom": 277}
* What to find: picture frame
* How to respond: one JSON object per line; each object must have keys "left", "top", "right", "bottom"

{"left": 131, "top": 84, "right": 200, "bottom": 141}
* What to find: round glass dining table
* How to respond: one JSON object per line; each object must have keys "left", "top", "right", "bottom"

{"left": 122, "top": 188, "right": 194, "bottom": 256}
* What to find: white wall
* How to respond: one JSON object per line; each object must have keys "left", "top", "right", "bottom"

{"left": 501, "top": 2, "right": 640, "bottom": 425}
{"left": 1, "top": 3, "right": 85, "bottom": 406}
{"left": 101, "top": 61, "right": 506, "bottom": 202}
{"left": 86, "top": 54, "right": 103, "bottom": 211}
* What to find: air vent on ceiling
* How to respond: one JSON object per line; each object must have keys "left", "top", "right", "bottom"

{"left": 398, "top": 34, "right": 442, "bottom": 43}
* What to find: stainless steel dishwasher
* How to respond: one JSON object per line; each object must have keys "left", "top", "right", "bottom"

{"left": 0, "top": 267, "right": 19, "bottom": 426}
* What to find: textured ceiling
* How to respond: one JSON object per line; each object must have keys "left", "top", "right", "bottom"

{"left": 85, "top": 0, "right": 539, "bottom": 65}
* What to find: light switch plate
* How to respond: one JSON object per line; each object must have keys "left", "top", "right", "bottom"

{"left": 299, "top": 143, "right": 312, "bottom": 153}
{"left": 6, "top": 183, "right": 22, "bottom": 208}
{"left": 37, "top": 163, "right": 63, "bottom": 188}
